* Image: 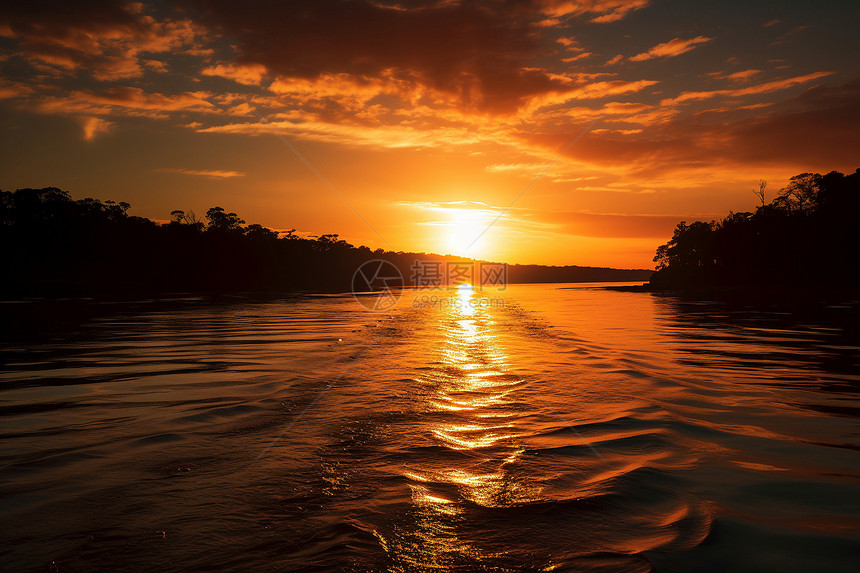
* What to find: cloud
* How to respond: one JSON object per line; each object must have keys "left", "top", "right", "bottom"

{"left": 771, "top": 25, "right": 810, "bottom": 46}
{"left": 523, "top": 79, "right": 659, "bottom": 111}
{"left": 195, "top": 117, "right": 509, "bottom": 149}
{"left": 708, "top": 69, "right": 762, "bottom": 83}
{"left": 20, "top": 86, "right": 217, "bottom": 123}
{"left": 81, "top": 87, "right": 215, "bottom": 111}
{"left": 629, "top": 36, "right": 712, "bottom": 62}
{"left": 536, "top": 0, "right": 651, "bottom": 23}
{"left": 515, "top": 79, "right": 860, "bottom": 177}
{"left": 485, "top": 163, "right": 548, "bottom": 174}
{"left": 78, "top": 116, "right": 113, "bottom": 141}
{"left": 661, "top": 71, "right": 834, "bottom": 106}
{"left": 562, "top": 52, "right": 592, "bottom": 62}
{"left": 201, "top": 63, "right": 268, "bottom": 86}
{"left": 2, "top": 0, "right": 854, "bottom": 186}
{"left": 157, "top": 168, "right": 246, "bottom": 179}
{"left": 175, "top": 0, "right": 653, "bottom": 114}
{"left": 0, "top": 1, "right": 204, "bottom": 81}
{"left": 188, "top": 72, "right": 843, "bottom": 173}
{"left": 177, "top": 0, "right": 543, "bottom": 112}
{"left": 721, "top": 79, "right": 860, "bottom": 168}
{"left": 144, "top": 59, "right": 168, "bottom": 73}
{"left": 0, "top": 79, "right": 34, "bottom": 99}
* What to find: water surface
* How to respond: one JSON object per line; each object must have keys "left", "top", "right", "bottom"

{"left": 1, "top": 285, "right": 859, "bottom": 571}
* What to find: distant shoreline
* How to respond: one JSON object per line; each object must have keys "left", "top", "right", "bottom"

{"left": 602, "top": 283, "right": 860, "bottom": 305}
{"left": 1, "top": 187, "right": 653, "bottom": 300}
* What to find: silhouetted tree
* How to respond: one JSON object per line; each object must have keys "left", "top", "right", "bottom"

{"left": 651, "top": 168, "right": 860, "bottom": 290}
{"left": 244, "top": 223, "right": 278, "bottom": 241}
{"left": 779, "top": 173, "right": 820, "bottom": 214}
{"left": 753, "top": 180, "right": 767, "bottom": 207}
{"left": 170, "top": 209, "right": 203, "bottom": 229}
{"left": 0, "top": 186, "right": 655, "bottom": 297}
{"left": 205, "top": 206, "right": 245, "bottom": 233}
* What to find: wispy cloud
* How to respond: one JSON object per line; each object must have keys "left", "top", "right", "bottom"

{"left": 485, "top": 163, "right": 547, "bottom": 174}
{"left": 157, "top": 168, "right": 246, "bottom": 179}
{"left": 78, "top": 116, "right": 113, "bottom": 141}
{"left": 201, "top": 63, "right": 268, "bottom": 86}
{"left": 537, "top": 0, "right": 651, "bottom": 23}
{"left": 629, "top": 36, "right": 712, "bottom": 61}
{"left": 707, "top": 69, "right": 763, "bottom": 83}
{"left": 661, "top": 71, "right": 834, "bottom": 106}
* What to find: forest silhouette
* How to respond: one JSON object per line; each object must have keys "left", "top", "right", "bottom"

{"left": 650, "top": 169, "right": 860, "bottom": 291}
{"left": 6, "top": 168, "right": 854, "bottom": 298}
{"left": 1, "top": 188, "right": 650, "bottom": 297}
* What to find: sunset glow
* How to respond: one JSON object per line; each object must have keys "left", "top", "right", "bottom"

{"left": 1, "top": 1, "right": 858, "bottom": 268}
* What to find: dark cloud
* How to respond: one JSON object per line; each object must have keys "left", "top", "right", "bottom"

{"left": 176, "top": 0, "right": 570, "bottom": 112}
{"left": 725, "top": 79, "right": 860, "bottom": 168}
{"left": 517, "top": 79, "right": 860, "bottom": 176}
{"left": 0, "top": 1, "right": 196, "bottom": 80}
{"left": 0, "top": 0, "right": 140, "bottom": 35}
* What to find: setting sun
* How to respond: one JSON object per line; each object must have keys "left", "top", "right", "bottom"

{"left": 447, "top": 209, "right": 493, "bottom": 258}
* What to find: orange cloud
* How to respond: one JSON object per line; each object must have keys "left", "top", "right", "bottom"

{"left": 629, "top": 36, "right": 712, "bottom": 61}
{"left": 79, "top": 87, "right": 215, "bottom": 111}
{"left": 15, "top": 84, "right": 220, "bottom": 123}
{"left": 78, "top": 116, "right": 113, "bottom": 141}
{"left": 0, "top": 79, "right": 33, "bottom": 99}
{"left": 157, "top": 168, "right": 246, "bottom": 179}
{"left": 0, "top": 1, "right": 204, "bottom": 81}
{"left": 201, "top": 63, "right": 268, "bottom": 86}
{"left": 537, "top": 0, "right": 651, "bottom": 23}
{"left": 176, "top": 1, "right": 652, "bottom": 114}
{"left": 662, "top": 71, "right": 834, "bottom": 106}
{"left": 523, "top": 79, "right": 659, "bottom": 111}
{"left": 723, "top": 69, "right": 762, "bottom": 82}
{"left": 195, "top": 117, "right": 510, "bottom": 150}
{"left": 562, "top": 52, "right": 593, "bottom": 62}
{"left": 514, "top": 79, "right": 860, "bottom": 178}
{"left": 707, "top": 69, "right": 762, "bottom": 83}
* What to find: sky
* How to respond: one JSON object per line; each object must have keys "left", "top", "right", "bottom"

{"left": 1, "top": 0, "right": 858, "bottom": 268}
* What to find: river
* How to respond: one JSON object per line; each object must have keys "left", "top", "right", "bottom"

{"left": 1, "top": 284, "right": 858, "bottom": 572}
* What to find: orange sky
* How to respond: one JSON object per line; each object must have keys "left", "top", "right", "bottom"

{"left": 1, "top": 0, "right": 859, "bottom": 268}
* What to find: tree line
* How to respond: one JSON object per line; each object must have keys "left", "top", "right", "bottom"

{"left": 0, "top": 187, "right": 650, "bottom": 297}
{"left": 650, "top": 169, "right": 860, "bottom": 290}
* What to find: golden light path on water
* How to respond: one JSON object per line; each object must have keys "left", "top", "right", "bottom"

{"left": 391, "top": 284, "right": 544, "bottom": 568}
{"left": 364, "top": 283, "right": 727, "bottom": 572}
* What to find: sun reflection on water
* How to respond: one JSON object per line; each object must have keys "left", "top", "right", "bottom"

{"left": 387, "top": 283, "right": 543, "bottom": 569}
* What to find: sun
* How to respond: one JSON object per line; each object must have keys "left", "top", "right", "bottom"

{"left": 447, "top": 209, "right": 491, "bottom": 257}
